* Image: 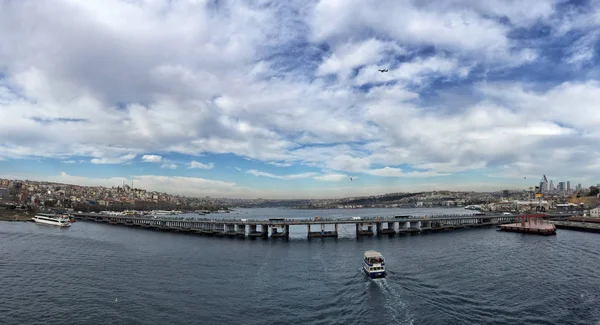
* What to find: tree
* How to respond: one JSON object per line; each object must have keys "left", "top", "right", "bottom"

{"left": 589, "top": 186, "right": 599, "bottom": 197}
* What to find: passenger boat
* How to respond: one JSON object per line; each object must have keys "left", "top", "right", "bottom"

{"left": 363, "top": 250, "right": 386, "bottom": 278}
{"left": 32, "top": 213, "right": 72, "bottom": 227}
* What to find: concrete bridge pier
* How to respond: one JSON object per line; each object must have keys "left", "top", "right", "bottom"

{"left": 308, "top": 223, "right": 338, "bottom": 238}
{"left": 204, "top": 222, "right": 216, "bottom": 235}
{"left": 271, "top": 225, "right": 289, "bottom": 238}
{"left": 421, "top": 220, "right": 432, "bottom": 231}
{"left": 399, "top": 221, "right": 421, "bottom": 234}
{"left": 357, "top": 223, "right": 374, "bottom": 236}
{"left": 247, "top": 224, "right": 268, "bottom": 238}
{"left": 377, "top": 222, "right": 396, "bottom": 235}
{"left": 261, "top": 224, "right": 269, "bottom": 238}
{"left": 247, "top": 224, "right": 257, "bottom": 236}
{"left": 398, "top": 221, "right": 409, "bottom": 234}
{"left": 213, "top": 223, "right": 225, "bottom": 237}
{"left": 235, "top": 224, "right": 246, "bottom": 237}
{"left": 224, "top": 224, "right": 237, "bottom": 236}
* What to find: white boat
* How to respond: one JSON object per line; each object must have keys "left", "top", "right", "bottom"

{"left": 363, "top": 250, "right": 386, "bottom": 278}
{"left": 32, "top": 213, "right": 72, "bottom": 227}
{"left": 151, "top": 210, "right": 182, "bottom": 216}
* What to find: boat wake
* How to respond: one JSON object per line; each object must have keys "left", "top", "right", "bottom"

{"left": 371, "top": 278, "right": 415, "bottom": 325}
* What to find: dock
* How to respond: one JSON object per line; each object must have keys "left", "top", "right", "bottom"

{"left": 498, "top": 213, "right": 556, "bottom": 236}
{"left": 550, "top": 219, "right": 600, "bottom": 234}
{"left": 71, "top": 212, "right": 522, "bottom": 239}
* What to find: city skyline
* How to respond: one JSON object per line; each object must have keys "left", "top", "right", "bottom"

{"left": 1, "top": 1, "right": 600, "bottom": 198}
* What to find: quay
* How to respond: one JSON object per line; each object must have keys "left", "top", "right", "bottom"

{"left": 71, "top": 212, "right": 531, "bottom": 239}
{"left": 0, "top": 208, "right": 32, "bottom": 222}
{"left": 0, "top": 214, "right": 32, "bottom": 222}
{"left": 550, "top": 219, "right": 600, "bottom": 234}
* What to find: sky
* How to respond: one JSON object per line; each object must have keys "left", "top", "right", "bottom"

{"left": 1, "top": 0, "right": 599, "bottom": 199}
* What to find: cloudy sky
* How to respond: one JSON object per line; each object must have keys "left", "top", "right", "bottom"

{"left": 1, "top": 0, "right": 599, "bottom": 199}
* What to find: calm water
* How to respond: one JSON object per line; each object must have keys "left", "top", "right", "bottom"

{"left": 1, "top": 208, "right": 599, "bottom": 325}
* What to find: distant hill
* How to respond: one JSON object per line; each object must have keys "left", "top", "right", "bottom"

{"left": 339, "top": 192, "right": 425, "bottom": 206}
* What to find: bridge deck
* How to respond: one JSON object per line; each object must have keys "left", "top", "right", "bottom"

{"left": 70, "top": 212, "right": 574, "bottom": 239}
{"left": 73, "top": 213, "right": 518, "bottom": 225}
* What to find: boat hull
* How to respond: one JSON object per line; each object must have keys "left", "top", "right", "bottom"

{"left": 363, "top": 266, "right": 386, "bottom": 279}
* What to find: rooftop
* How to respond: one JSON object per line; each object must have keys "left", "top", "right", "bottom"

{"left": 364, "top": 250, "right": 383, "bottom": 258}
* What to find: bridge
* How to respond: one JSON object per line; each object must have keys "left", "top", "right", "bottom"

{"left": 71, "top": 212, "right": 568, "bottom": 239}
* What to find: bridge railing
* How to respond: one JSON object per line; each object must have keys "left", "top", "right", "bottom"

{"left": 83, "top": 212, "right": 498, "bottom": 223}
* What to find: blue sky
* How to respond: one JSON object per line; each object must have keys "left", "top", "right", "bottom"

{"left": 0, "top": 0, "right": 599, "bottom": 198}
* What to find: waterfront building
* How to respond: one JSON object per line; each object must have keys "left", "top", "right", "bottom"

{"left": 0, "top": 188, "right": 9, "bottom": 201}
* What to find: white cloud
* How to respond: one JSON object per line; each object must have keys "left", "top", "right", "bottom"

{"left": 316, "top": 39, "right": 405, "bottom": 80}
{"left": 0, "top": 0, "right": 599, "bottom": 197}
{"left": 189, "top": 161, "right": 214, "bottom": 170}
{"left": 366, "top": 167, "right": 450, "bottom": 178}
{"left": 247, "top": 169, "right": 318, "bottom": 180}
{"left": 308, "top": 0, "right": 542, "bottom": 63}
{"left": 268, "top": 161, "right": 293, "bottom": 167}
{"left": 61, "top": 160, "right": 76, "bottom": 164}
{"left": 160, "top": 162, "right": 177, "bottom": 170}
{"left": 142, "top": 155, "right": 162, "bottom": 163}
{"left": 353, "top": 55, "right": 469, "bottom": 87}
{"left": 313, "top": 173, "right": 350, "bottom": 182}
{"left": 90, "top": 154, "right": 137, "bottom": 164}
{"left": 41, "top": 172, "right": 257, "bottom": 198}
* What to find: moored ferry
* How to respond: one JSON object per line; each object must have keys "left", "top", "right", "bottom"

{"left": 32, "top": 213, "right": 72, "bottom": 227}
{"left": 363, "top": 250, "right": 386, "bottom": 278}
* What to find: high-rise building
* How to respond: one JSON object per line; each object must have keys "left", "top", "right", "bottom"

{"left": 558, "top": 182, "right": 566, "bottom": 192}
{"left": 567, "top": 181, "right": 571, "bottom": 192}
{"left": 549, "top": 180, "right": 554, "bottom": 191}
{"left": 577, "top": 183, "right": 582, "bottom": 191}
{"left": 539, "top": 175, "right": 548, "bottom": 193}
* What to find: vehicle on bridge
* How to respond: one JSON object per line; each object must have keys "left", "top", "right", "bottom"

{"left": 363, "top": 250, "right": 386, "bottom": 279}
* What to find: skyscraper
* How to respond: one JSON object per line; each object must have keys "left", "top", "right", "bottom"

{"left": 540, "top": 175, "right": 548, "bottom": 193}
{"left": 567, "top": 181, "right": 571, "bottom": 192}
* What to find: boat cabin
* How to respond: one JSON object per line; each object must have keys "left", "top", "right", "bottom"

{"left": 364, "top": 250, "right": 385, "bottom": 265}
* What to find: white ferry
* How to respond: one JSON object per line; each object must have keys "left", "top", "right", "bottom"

{"left": 32, "top": 213, "right": 72, "bottom": 227}
{"left": 363, "top": 250, "right": 386, "bottom": 279}
{"left": 151, "top": 210, "right": 182, "bottom": 216}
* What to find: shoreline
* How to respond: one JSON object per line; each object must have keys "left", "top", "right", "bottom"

{"left": 0, "top": 214, "right": 33, "bottom": 222}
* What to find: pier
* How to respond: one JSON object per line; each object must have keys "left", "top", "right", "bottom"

{"left": 498, "top": 213, "right": 556, "bottom": 236}
{"left": 550, "top": 218, "right": 600, "bottom": 234}
{"left": 72, "top": 213, "right": 523, "bottom": 239}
